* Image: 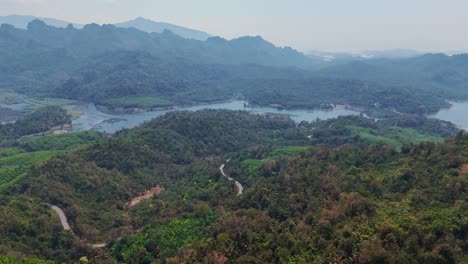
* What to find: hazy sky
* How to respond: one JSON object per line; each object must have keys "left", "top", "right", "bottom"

{"left": 1, "top": 0, "right": 467, "bottom": 52}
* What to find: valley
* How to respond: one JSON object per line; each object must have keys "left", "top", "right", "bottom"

{"left": 0, "top": 7, "right": 466, "bottom": 264}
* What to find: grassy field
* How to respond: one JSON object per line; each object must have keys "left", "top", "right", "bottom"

{"left": 18, "top": 131, "right": 102, "bottom": 151}
{"left": 63, "top": 105, "right": 82, "bottom": 119}
{"left": 0, "top": 132, "right": 103, "bottom": 192}
{"left": 30, "top": 98, "right": 77, "bottom": 106}
{"left": 0, "top": 147, "right": 23, "bottom": 158}
{"left": 0, "top": 255, "right": 54, "bottom": 264}
{"left": 0, "top": 91, "right": 23, "bottom": 104}
{"left": 347, "top": 125, "right": 444, "bottom": 150}
{"left": 240, "top": 146, "right": 310, "bottom": 178}
{"left": 0, "top": 150, "right": 65, "bottom": 192}
{"left": 268, "top": 146, "right": 309, "bottom": 158}
{"left": 104, "top": 97, "right": 174, "bottom": 108}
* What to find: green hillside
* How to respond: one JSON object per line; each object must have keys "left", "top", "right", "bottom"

{"left": 0, "top": 110, "right": 464, "bottom": 263}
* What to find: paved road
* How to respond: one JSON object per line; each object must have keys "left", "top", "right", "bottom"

{"left": 48, "top": 203, "right": 107, "bottom": 248}
{"left": 219, "top": 162, "right": 244, "bottom": 196}
{"left": 48, "top": 204, "right": 71, "bottom": 231}
{"left": 47, "top": 164, "right": 237, "bottom": 249}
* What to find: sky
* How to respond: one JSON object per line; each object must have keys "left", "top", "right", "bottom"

{"left": 1, "top": 0, "right": 468, "bottom": 53}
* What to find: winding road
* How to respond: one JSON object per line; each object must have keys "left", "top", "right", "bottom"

{"left": 48, "top": 204, "right": 108, "bottom": 248}
{"left": 48, "top": 204, "right": 71, "bottom": 231}
{"left": 219, "top": 160, "right": 244, "bottom": 196}
{"left": 47, "top": 163, "right": 242, "bottom": 249}
{"left": 47, "top": 186, "right": 165, "bottom": 248}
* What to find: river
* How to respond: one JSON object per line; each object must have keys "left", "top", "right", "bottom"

{"left": 72, "top": 101, "right": 360, "bottom": 133}
{"left": 428, "top": 101, "right": 468, "bottom": 131}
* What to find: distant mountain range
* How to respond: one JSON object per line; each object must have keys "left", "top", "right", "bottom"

{"left": 0, "top": 15, "right": 83, "bottom": 29}
{"left": 0, "top": 19, "right": 315, "bottom": 101}
{"left": 0, "top": 15, "right": 211, "bottom": 40}
{"left": 0, "top": 19, "right": 310, "bottom": 67}
{"left": 1, "top": 17, "right": 467, "bottom": 115}
{"left": 115, "top": 17, "right": 212, "bottom": 40}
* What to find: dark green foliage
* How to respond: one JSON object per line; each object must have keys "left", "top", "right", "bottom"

{"left": 51, "top": 50, "right": 309, "bottom": 103}
{"left": 0, "top": 21, "right": 312, "bottom": 99}
{"left": 2, "top": 21, "right": 467, "bottom": 115}
{"left": 0, "top": 110, "right": 465, "bottom": 263}
{"left": 203, "top": 136, "right": 467, "bottom": 263}
{"left": 1, "top": 17, "right": 467, "bottom": 264}
{"left": 15, "top": 131, "right": 102, "bottom": 152}
{"left": 299, "top": 115, "right": 458, "bottom": 149}
{"left": 0, "top": 107, "right": 24, "bottom": 123}
{"left": 140, "top": 110, "right": 300, "bottom": 155}
{"left": 0, "top": 254, "right": 55, "bottom": 263}
{"left": 0, "top": 107, "right": 70, "bottom": 143}
{"left": 0, "top": 195, "right": 93, "bottom": 263}
{"left": 318, "top": 54, "right": 468, "bottom": 100}
{"left": 242, "top": 78, "right": 449, "bottom": 114}
{"left": 110, "top": 213, "right": 219, "bottom": 263}
{"left": 378, "top": 114, "right": 459, "bottom": 138}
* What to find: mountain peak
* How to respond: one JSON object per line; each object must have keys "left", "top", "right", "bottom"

{"left": 0, "top": 15, "right": 83, "bottom": 29}
{"left": 66, "top": 23, "right": 75, "bottom": 30}
{"left": 27, "top": 19, "right": 48, "bottom": 30}
{"left": 0, "top": 23, "right": 15, "bottom": 31}
{"left": 115, "top": 17, "right": 212, "bottom": 41}
{"left": 134, "top": 17, "right": 151, "bottom": 22}
{"left": 82, "top": 23, "right": 101, "bottom": 32}
{"left": 231, "top": 35, "right": 274, "bottom": 48}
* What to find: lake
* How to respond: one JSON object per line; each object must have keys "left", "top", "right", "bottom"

{"left": 72, "top": 101, "right": 361, "bottom": 133}
{"left": 429, "top": 101, "right": 468, "bottom": 131}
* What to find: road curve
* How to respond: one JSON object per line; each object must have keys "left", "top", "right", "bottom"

{"left": 48, "top": 203, "right": 107, "bottom": 248}
{"left": 47, "top": 203, "right": 71, "bottom": 231}
{"left": 219, "top": 161, "right": 244, "bottom": 196}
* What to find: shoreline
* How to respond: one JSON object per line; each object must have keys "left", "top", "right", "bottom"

{"left": 95, "top": 98, "right": 243, "bottom": 115}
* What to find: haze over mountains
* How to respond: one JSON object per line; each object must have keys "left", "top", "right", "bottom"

{"left": 0, "top": 9, "right": 467, "bottom": 264}
{"left": 115, "top": 17, "right": 212, "bottom": 40}
{"left": 1, "top": 18, "right": 468, "bottom": 116}
{"left": 0, "top": 15, "right": 212, "bottom": 40}
{"left": 0, "top": 15, "right": 83, "bottom": 29}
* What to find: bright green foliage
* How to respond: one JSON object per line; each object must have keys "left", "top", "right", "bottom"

{"left": 268, "top": 146, "right": 309, "bottom": 158}
{"left": 111, "top": 213, "right": 219, "bottom": 263}
{"left": 29, "top": 98, "right": 77, "bottom": 106}
{"left": 347, "top": 125, "right": 444, "bottom": 150}
{"left": 0, "top": 147, "right": 23, "bottom": 158}
{"left": 0, "top": 132, "right": 102, "bottom": 192}
{"left": 0, "top": 151, "right": 65, "bottom": 168}
{"left": 0, "top": 150, "right": 65, "bottom": 192}
{"left": 240, "top": 146, "right": 309, "bottom": 179}
{"left": 0, "top": 255, "right": 54, "bottom": 264}
{"left": 18, "top": 131, "right": 102, "bottom": 151}
{"left": 240, "top": 159, "right": 266, "bottom": 178}
{"left": 301, "top": 115, "right": 456, "bottom": 149}
{"left": 0, "top": 110, "right": 465, "bottom": 263}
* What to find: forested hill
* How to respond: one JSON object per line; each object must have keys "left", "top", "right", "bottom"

{"left": 0, "top": 110, "right": 466, "bottom": 263}
{"left": 115, "top": 17, "right": 212, "bottom": 41}
{"left": 317, "top": 53, "right": 468, "bottom": 99}
{"left": 0, "top": 107, "right": 70, "bottom": 143}
{"left": 0, "top": 15, "right": 212, "bottom": 41}
{"left": 0, "top": 19, "right": 310, "bottom": 67}
{"left": 1, "top": 20, "right": 468, "bottom": 115}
